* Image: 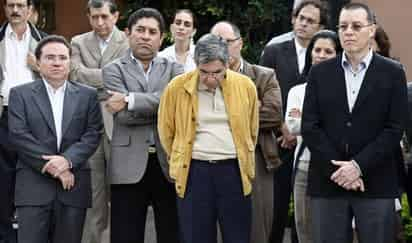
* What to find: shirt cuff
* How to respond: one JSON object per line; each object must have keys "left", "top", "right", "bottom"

{"left": 127, "top": 94, "right": 135, "bottom": 111}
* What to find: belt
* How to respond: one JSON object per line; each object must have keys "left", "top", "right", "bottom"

{"left": 192, "top": 158, "right": 237, "bottom": 164}
{"left": 148, "top": 146, "right": 156, "bottom": 154}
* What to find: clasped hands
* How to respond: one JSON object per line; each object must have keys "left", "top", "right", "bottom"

{"left": 41, "top": 155, "right": 74, "bottom": 191}
{"left": 330, "top": 160, "right": 364, "bottom": 192}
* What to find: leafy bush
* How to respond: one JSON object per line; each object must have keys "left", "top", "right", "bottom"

{"left": 118, "top": 0, "right": 291, "bottom": 64}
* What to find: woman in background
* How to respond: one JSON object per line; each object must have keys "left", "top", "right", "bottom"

{"left": 159, "top": 9, "right": 197, "bottom": 72}
{"left": 286, "top": 30, "right": 342, "bottom": 243}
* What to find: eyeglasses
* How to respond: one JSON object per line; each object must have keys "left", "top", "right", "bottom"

{"left": 199, "top": 68, "right": 226, "bottom": 78}
{"left": 226, "top": 36, "right": 241, "bottom": 45}
{"left": 337, "top": 23, "right": 373, "bottom": 32}
{"left": 296, "top": 14, "right": 319, "bottom": 26}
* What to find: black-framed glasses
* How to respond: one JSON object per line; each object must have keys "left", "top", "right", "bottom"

{"left": 337, "top": 23, "right": 374, "bottom": 32}
{"left": 226, "top": 36, "right": 241, "bottom": 44}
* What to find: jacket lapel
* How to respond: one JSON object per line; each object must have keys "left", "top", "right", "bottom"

{"left": 335, "top": 58, "right": 351, "bottom": 115}
{"left": 284, "top": 40, "right": 299, "bottom": 78}
{"left": 242, "top": 61, "right": 256, "bottom": 81}
{"left": 61, "top": 81, "right": 80, "bottom": 138}
{"left": 122, "top": 54, "right": 147, "bottom": 91}
{"left": 101, "top": 27, "right": 124, "bottom": 65}
{"left": 31, "top": 80, "right": 56, "bottom": 136}
{"left": 85, "top": 33, "right": 102, "bottom": 64}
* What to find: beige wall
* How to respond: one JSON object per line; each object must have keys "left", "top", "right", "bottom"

{"left": 359, "top": 0, "right": 412, "bottom": 80}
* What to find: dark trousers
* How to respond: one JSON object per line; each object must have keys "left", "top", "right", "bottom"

{"left": 17, "top": 200, "right": 87, "bottom": 243}
{"left": 178, "top": 159, "right": 251, "bottom": 243}
{"left": 0, "top": 109, "right": 17, "bottom": 243}
{"left": 271, "top": 147, "right": 296, "bottom": 243}
{"left": 311, "top": 197, "right": 396, "bottom": 243}
{"left": 110, "top": 153, "right": 179, "bottom": 243}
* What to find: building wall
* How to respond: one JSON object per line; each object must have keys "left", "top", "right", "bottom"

{"left": 359, "top": 0, "right": 412, "bottom": 80}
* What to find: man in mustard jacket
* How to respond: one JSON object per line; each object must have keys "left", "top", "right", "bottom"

{"left": 158, "top": 33, "right": 258, "bottom": 243}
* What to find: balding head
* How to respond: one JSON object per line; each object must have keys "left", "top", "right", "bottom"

{"left": 210, "top": 21, "right": 243, "bottom": 70}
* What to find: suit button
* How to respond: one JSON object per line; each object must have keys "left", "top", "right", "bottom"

{"left": 182, "top": 164, "right": 188, "bottom": 169}
{"left": 346, "top": 122, "right": 352, "bottom": 127}
{"left": 192, "top": 117, "right": 195, "bottom": 121}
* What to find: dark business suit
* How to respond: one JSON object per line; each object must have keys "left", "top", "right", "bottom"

{"left": 8, "top": 80, "right": 102, "bottom": 243}
{"left": 0, "top": 22, "right": 46, "bottom": 243}
{"left": 260, "top": 39, "right": 303, "bottom": 243}
{"left": 302, "top": 53, "right": 407, "bottom": 243}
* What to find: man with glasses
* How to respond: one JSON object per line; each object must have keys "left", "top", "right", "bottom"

{"left": 211, "top": 21, "right": 282, "bottom": 243}
{"left": 302, "top": 3, "right": 407, "bottom": 243}
{"left": 259, "top": 1, "right": 328, "bottom": 242}
{"left": 158, "top": 33, "right": 258, "bottom": 243}
{"left": 0, "top": 1, "right": 46, "bottom": 242}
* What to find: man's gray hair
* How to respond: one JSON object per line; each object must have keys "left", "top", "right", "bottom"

{"left": 194, "top": 34, "right": 229, "bottom": 66}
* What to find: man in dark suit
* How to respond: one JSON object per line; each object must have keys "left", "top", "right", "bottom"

{"left": 259, "top": 1, "right": 328, "bottom": 242}
{"left": 8, "top": 35, "right": 102, "bottom": 243}
{"left": 211, "top": 21, "right": 282, "bottom": 243}
{"left": 302, "top": 3, "right": 407, "bottom": 243}
{"left": 0, "top": 1, "right": 47, "bottom": 242}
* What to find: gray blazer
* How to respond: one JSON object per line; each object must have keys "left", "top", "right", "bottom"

{"left": 70, "top": 26, "right": 129, "bottom": 139}
{"left": 103, "top": 51, "right": 184, "bottom": 184}
{"left": 8, "top": 80, "right": 103, "bottom": 208}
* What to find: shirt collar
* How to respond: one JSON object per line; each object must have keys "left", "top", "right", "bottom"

{"left": 130, "top": 52, "right": 154, "bottom": 75}
{"left": 239, "top": 58, "right": 245, "bottom": 73}
{"left": 43, "top": 79, "right": 67, "bottom": 94}
{"left": 294, "top": 38, "right": 306, "bottom": 55}
{"left": 6, "top": 23, "right": 29, "bottom": 40}
{"left": 95, "top": 30, "right": 114, "bottom": 45}
{"left": 341, "top": 49, "right": 373, "bottom": 72}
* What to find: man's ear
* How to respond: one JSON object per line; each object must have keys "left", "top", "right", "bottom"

{"left": 125, "top": 28, "right": 130, "bottom": 36}
{"left": 160, "top": 33, "right": 165, "bottom": 46}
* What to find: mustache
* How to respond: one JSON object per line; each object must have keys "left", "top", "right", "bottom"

{"left": 11, "top": 13, "right": 21, "bottom": 17}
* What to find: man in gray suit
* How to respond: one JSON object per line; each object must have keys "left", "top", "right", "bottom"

{"left": 0, "top": 1, "right": 46, "bottom": 242}
{"left": 70, "top": 1, "right": 128, "bottom": 242}
{"left": 103, "top": 8, "right": 183, "bottom": 243}
{"left": 8, "top": 35, "right": 102, "bottom": 243}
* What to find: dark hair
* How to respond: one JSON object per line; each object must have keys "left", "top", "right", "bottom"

{"left": 86, "top": 0, "right": 117, "bottom": 14}
{"left": 293, "top": 0, "right": 329, "bottom": 27}
{"left": 4, "top": 0, "right": 32, "bottom": 5}
{"left": 127, "top": 8, "right": 165, "bottom": 35}
{"left": 174, "top": 9, "right": 197, "bottom": 28}
{"left": 34, "top": 35, "right": 72, "bottom": 60}
{"left": 374, "top": 26, "right": 391, "bottom": 58}
{"left": 301, "top": 30, "right": 342, "bottom": 76}
{"left": 341, "top": 2, "right": 376, "bottom": 24}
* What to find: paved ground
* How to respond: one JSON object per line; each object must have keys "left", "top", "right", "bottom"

{"left": 102, "top": 206, "right": 292, "bottom": 243}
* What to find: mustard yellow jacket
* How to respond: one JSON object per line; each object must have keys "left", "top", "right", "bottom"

{"left": 158, "top": 69, "right": 259, "bottom": 198}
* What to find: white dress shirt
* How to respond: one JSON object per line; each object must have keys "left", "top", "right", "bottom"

{"left": 43, "top": 80, "right": 66, "bottom": 150}
{"left": 96, "top": 31, "right": 114, "bottom": 55}
{"left": 285, "top": 83, "right": 311, "bottom": 169}
{"left": 158, "top": 43, "right": 196, "bottom": 72}
{"left": 2, "top": 24, "right": 34, "bottom": 105}
{"left": 294, "top": 39, "right": 307, "bottom": 74}
{"left": 341, "top": 50, "right": 373, "bottom": 112}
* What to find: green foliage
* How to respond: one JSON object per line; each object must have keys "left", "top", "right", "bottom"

{"left": 401, "top": 194, "right": 412, "bottom": 241}
{"left": 118, "top": 0, "right": 291, "bottom": 64}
